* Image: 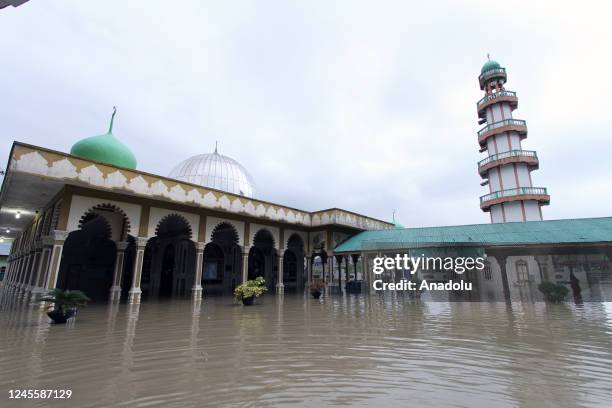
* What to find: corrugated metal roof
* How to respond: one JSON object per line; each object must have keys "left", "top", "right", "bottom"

{"left": 334, "top": 217, "right": 612, "bottom": 253}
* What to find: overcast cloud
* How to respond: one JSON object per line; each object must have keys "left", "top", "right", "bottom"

{"left": 1, "top": 0, "right": 611, "bottom": 227}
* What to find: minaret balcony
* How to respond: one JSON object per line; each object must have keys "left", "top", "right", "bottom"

{"left": 478, "top": 119, "right": 527, "bottom": 147}
{"left": 478, "top": 150, "right": 538, "bottom": 178}
{"left": 477, "top": 91, "right": 518, "bottom": 118}
{"left": 479, "top": 67, "right": 507, "bottom": 89}
{"left": 480, "top": 187, "right": 550, "bottom": 211}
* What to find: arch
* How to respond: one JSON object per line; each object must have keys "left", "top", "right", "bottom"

{"left": 155, "top": 213, "right": 193, "bottom": 239}
{"left": 211, "top": 222, "right": 239, "bottom": 246}
{"left": 205, "top": 224, "right": 243, "bottom": 295}
{"left": 253, "top": 228, "right": 275, "bottom": 249}
{"left": 249, "top": 228, "right": 277, "bottom": 291}
{"left": 140, "top": 213, "right": 195, "bottom": 300}
{"left": 77, "top": 203, "right": 132, "bottom": 241}
{"left": 56, "top": 215, "right": 117, "bottom": 302}
{"left": 286, "top": 233, "right": 305, "bottom": 253}
{"left": 79, "top": 212, "right": 112, "bottom": 240}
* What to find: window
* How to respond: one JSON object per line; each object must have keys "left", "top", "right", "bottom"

{"left": 483, "top": 261, "right": 492, "bottom": 280}
{"left": 516, "top": 260, "right": 529, "bottom": 282}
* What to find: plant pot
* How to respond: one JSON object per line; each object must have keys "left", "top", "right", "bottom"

{"left": 311, "top": 290, "right": 321, "bottom": 299}
{"left": 242, "top": 296, "right": 255, "bottom": 306}
{"left": 47, "top": 309, "right": 75, "bottom": 324}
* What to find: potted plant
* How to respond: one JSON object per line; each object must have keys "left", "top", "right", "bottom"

{"left": 40, "top": 288, "right": 91, "bottom": 324}
{"left": 234, "top": 277, "right": 267, "bottom": 305}
{"left": 309, "top": 279, "right": 325, "bottom": 299}
{"left": 538, "top": 281, "right": 569, "bottom": 303}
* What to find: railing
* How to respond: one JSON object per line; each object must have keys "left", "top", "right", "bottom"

{"left": 480, "top": 187, "right": 548, "bottom": 204}
{"left": 478, "top": 119, "right": 526, "bottom": 138}
{"left": 477, "top": 90, "right": 516, "bottom": 109}
{"left": 478, "top": 150, "right": 537, "bottom": 167}
{"left": 479, "top": 67, "right": 506, "bottom": 82}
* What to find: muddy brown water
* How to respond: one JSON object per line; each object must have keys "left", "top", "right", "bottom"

{"left": 1, "top": 293, "right": 612, "bottom": 407}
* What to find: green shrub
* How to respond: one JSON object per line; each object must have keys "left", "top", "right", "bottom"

{"left": 234, "top": 277, "right": 267, "bottom": 301}
{"left": 40, "top": 288, "right": 91, "bottom": 312}
{"left": 538, "top": 281, "right": 569, "bottom": 303}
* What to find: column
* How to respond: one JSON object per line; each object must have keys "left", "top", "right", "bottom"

{"left": 18, "top": 254, "right": 31, "bottom": 293}
{"left": 335, "top": 255, "right": 343, "bottom": 294}
{"left": 241, "top": 247, "right": 250, "bottom": 283}
{"left": 128, "top": 237, "right": 148, "bottom": 304}
{"left": 110, "top": 241, "right": 129, "bottom": 302}
{"left": 42, "top": 230, "right": 69, "bottom": 292}
{"left": 28, "top": 243, "right": 44, "bottom": 299}
{"left": 276, "top": 254, "right": 284, "bottom": 294}
{"left": 4, "top": 257, "right": 15, "bottom": 288}
{"left": 305, "top": 256, "right": 312, "bottom": 283}
{"left": 192, "top": 242, "right": 204, "bottom": 300}
{"left": 35, "top": 247, "right": 52, "bottom": 293}
{"left": 494, "top": 254, "right": 511, "bottom": 302}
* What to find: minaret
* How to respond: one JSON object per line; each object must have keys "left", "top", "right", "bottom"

{"left": 476, "top": 57, "right": 549, "bottom": 223}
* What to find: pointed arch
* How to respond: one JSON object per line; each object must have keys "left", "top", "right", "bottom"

{"left": 78, "top": 203, "right": 132, "bottom": 241}
{"left": 155, "top": 213, "right": 193, "bottom": 239}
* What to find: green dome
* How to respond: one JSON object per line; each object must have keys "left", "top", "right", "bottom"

{"left": 70, "top": 108, "right": 137, "bottom": 170}
{"left": 481, "top": 59, "right": 501, "bottom": 74}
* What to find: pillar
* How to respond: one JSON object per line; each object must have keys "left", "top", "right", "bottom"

{"left": 110, "top": 241, "right": 129, "bottom": 302}
{"left": 534, "top": 255, "right": 550, "bottom": 282}
{"left": 20, "top": 252, "right": 34, "bottom": 295}
{"left": 28, "top": 243, "right": 45, "bottom": 300}
{"left": 192, "top": 242, "right": 204, "bottom": 300}
{"left": 42, "top": 230, "right": 69, "bottom": 291}
{"left": 495, "top": 254, "right": 511, "bottom": 302}
{"left": 351, "top": 254, "right": 360, "bottom": 281}
{"left": 128, "top": 237, "right": 148, "bottom": 304}
{"left": 276, "top": 254, "right": 284, "bottom": 294}
{"left": 241, "top": 247, "right": 249, "bottom": 283}
{"left": 306, "top": 255, "right": 312, "bottom": 284}
{"left": 335, "top": 255, "right": 343, "bottom": 293}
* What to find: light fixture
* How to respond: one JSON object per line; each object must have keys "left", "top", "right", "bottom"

{"left": 15, "top": 211, "right": 21, "bottom": 219}
{"left": 0, "top": 237, "right": 4, "bottom": 243}
{"left": 5, "top": 228, "right": 9, "bottom": 234}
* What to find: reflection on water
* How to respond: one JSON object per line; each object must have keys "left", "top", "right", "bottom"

{"left": 1, "top": 294, "right": 612, "bottom": 407}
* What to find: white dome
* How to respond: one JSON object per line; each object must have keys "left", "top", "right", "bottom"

{"left": 168, "top": 151, "right": 256, "bottom": 198}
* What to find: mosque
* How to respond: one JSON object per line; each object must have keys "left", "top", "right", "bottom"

{"left": 1, "top": 59, "right": 611, "bottom": 303}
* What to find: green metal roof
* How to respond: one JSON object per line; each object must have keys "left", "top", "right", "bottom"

{"left": 481, "top": 59, "right": 501, "bottom": 74}
{"left": 334, "top": 217, "right": 612, "bottom": 253}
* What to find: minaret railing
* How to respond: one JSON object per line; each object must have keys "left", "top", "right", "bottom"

{"left": 480, "top": 187, "right": 548, "bottom": 204}
{"left": 476, "top": 90, "right": 517, "bottom": 109}
{"left": 478, "top": 150, "right": 537, "bottom": 167}
{"left": 477, "top": 119, "right": 526, "bottom": 138}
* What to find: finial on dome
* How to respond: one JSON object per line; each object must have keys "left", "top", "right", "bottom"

{"left": 392, "top": 209, "right": 396, "bottom": 223}
{"left": 214, "top": 140, "right": 218, "bottom": 154}
{"left": 486, "top": 52, "right": 490, "bottom": 61}
{"left": 108, "top": 106, "right": 117, "bottom": 133}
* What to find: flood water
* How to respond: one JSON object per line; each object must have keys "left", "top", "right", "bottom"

{"left": 1, "top": 293, "right": 612, "bottom": 407}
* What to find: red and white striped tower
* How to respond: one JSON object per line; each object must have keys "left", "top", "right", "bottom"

{"left": 476, "top": 57, "right": 550, "bottom": 223}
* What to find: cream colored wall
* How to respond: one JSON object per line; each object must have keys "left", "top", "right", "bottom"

{"left": 147, "top": 207, "right": 200, "bottom": 242}
{"left": 66, "top": 195, "right": 142, "bottom": 238}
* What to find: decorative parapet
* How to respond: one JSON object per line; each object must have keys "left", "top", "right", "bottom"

{"left": 7, "top": 143, "right": 392, "bottom": 231}
{"left": 476, "top": 90, "right": 518, "bottom": 117}
{"left": 478, "top": 150, "right": 538, "bottom": 177}
{"left": 311, "top": 208, "right": 391, "bottom": 231}
{"left": 480, "top": 187, "right": 550, "bottom": 211}
{"left": 477, "top": 119, "right": 527, "bottom": 147}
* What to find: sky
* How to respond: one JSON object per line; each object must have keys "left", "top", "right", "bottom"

{"left": 1, "top": 0, "right": 611, "bottom": 228}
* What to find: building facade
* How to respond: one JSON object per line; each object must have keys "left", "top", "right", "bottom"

{"left": 0, "top": 128, "right": 391, "bottom": 304}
